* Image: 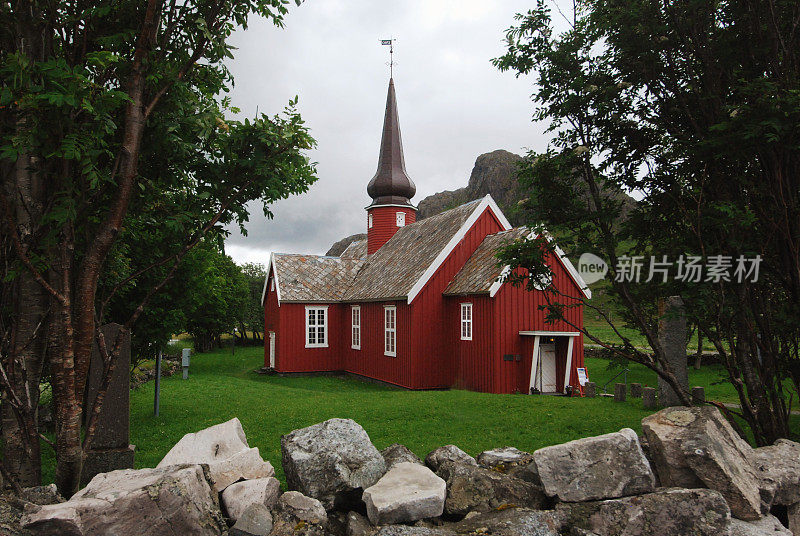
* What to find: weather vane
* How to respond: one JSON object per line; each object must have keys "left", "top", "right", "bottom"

{"left": 381, "top": 38, "right": 396, "bottom": 78}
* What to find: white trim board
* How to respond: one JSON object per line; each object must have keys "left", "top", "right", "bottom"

{"left": 407, "top": 195, "right": 511, "bottom": 304}
{"left": 519, "top": 331, "right": 581, "bottom": 337}
{"left": 489, "top": 229, "right": 591, "bottom": 300}
{"left": 260, "top": 252, "right": 282, "bottom": 307}
{"left": 563, "top": 336, "right": 575, "bottom": 394}
{"left": 364, "top": 203, "right": 419, "bottom": 210}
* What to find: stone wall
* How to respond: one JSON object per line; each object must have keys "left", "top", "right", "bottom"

{"left": 19, "top": 409, "right": 800, "bottom": 536}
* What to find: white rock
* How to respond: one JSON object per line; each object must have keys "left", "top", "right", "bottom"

{"left": 231, "top": 504, "right": 273, "bottom": 536}
{"left": 534, "top": 428, "right": 656, "bottom": 502}
{"left": 752, "top": 439, "right": 800, "bottom": 506}
{"left": 424, "top": 445, "right": 476, "bottom": 472}
{"left": 21, "top": 465, "right": 223, "bottom": 536}
{"left": 477, "top": 447, "right": 533, "bottom": 468}
{"left": 157, "top": 417, "right": 274, "bottom": 491}
{"left": 281, "top": 418, "right": 386, "bottom": 510}
{"left": 221, "top": 477, "right": 280, "bottom": 522}
{"left": 276, "top": 491, "right": 328, "bottom": 524}
{"left": 363, "top": 462, "right": 446, "bottom": 525}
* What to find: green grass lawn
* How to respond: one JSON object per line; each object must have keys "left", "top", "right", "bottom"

{"left": 35, "top": 344, "right": 797, "bottom": 487}
{"left": 584, "top": 356, "right": 739, "bottom": 403}
{"left": 129, "top": 346, "right": 655, "bottom": 485}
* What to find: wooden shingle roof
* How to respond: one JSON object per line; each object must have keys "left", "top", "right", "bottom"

{"left": 443, "top": 227, "right": 530, "bottom": 296}
{"left": 272, "top": 254, "right": 364, "bottom": 302}
{"left": 340, "top": 239, "right": 367, "bottom": 259}
{"left": 342, "top": 199, "right": 483, "bottom": 301}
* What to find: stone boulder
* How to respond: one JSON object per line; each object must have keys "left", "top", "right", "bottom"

{"left": 641, "top": 406, "right": 752, "bottom": 488}
{"left": 271, "top": 492, "right": 330, "bottom": 536}
{"left": 477, "top": 446, "right": 541, "bottom": 485}
{"left": 363, "top": 462, "right": 446, "bottom": 525}
{"left": 21, "top": 485, "right": 64, "bottom": 506}
{"left": 788, "top": 503, "right": 800, "bottom": 536}
{"left": 752, "top": 439, "right": 800, "bottom": 506}
{"left": 477, "top": 446, "right": 534, "bottom": 469}
{"left": 381, "top": 444, "right": 423, "bottom": 468}
{"left": 452, "top": 507, "right": 563, "bottom": 536}
{"left": 221, "top": 477, "right": 280, "bottom": 522}
{"left": 557, "top": 488, "right": 731, "bottom": 536}
{"left": 346, "top": 511, "right": 377, "bottom": 536}
{"left": 437, "top": 460, "right": 547, "bottom": 516}
{"left": 21, "top": 465, "right": 224, "bottom": 536}
{"left": 276, "top": 491, "right": 328, "bottom": 524}
{"left": 374, "top": 527, "right": 454, "bottom": 536}
{"left": 157, "top": 418, "right": 274, "bottom": 491}
{"left": 681, "top": 420, "right": 763, "bottom": 520}
{"left": 282, "top": 419, "right": 386, "bottom": 510}
{"left": 730, "top": 515, "right": 792, "bottom": 536}
{"left": 533, "top": 428, "right": 656, "bottom": 502}
{"left": 424, "top": 445, "right": 476, "bottom": 472}
{"left": 230, "top": 504, "right": 273, "bottom": 536}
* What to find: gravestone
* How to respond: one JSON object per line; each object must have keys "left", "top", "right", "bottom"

{"left": 81, "top": 323, "right": 135, "bottom": 486}
{"left": 657, "top": 296, "right": 688, "bottom": 407}
{"left": 630, "top": 383, "right": 643, "bottom": 398}
{"left": 585, "top": 382, "right": 597, "bottom": 398}
{"left": 614, "top": 383, "right": 626, "bottom": 402}
{"left": 642, "top": 387, "right": 657, "bottom": 409}
{"left": 691, "top": 386, "right": 705, "bottom": 404}
{"left": 182, "top": 348, "right": 191, "bottom": 379}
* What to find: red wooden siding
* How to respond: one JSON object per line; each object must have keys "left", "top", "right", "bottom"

{"left": 445, "top": 296, "right": 496, "bottom": 392}
{"left": 274, "top": 303, "right": 344, "bottom": 373}
{"left": 340, "top": 301, "right": 414, "bottom": 388}
{"left": 492, "top": 250, "right": 585, "bottom": 394}
{"left": 367, "top": 206, "right": 417, "bottom": 254}
{"left": 410, "top": 207, "right": 505, "bottom": 389}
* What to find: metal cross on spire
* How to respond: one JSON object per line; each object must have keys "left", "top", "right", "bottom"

{"left": 381, "top": 38, "right": 396, "bottom": 78}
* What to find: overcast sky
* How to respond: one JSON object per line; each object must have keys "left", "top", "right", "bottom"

{"left": 224, "top": 0, "right": 560, "bottom": 265}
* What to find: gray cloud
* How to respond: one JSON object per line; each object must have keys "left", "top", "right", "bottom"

{"left": 223, "top": 0, "right": 553, "bottom": 264}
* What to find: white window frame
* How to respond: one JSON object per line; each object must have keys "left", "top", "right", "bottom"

{"left": 460, "top": 303, "right": 473, "bottom": 341}
{"left": 305, "top": 305, "right": 328, "bottom": 348}
{"left": 396, "top": 212, "right": 406, "bottom": 227}
{"left": 270, "top": 278, "right": 275, "bottom": 292}
{"left": 368, "top": 213, "right": 373, "bottom": 229}
{"left": 384, "top": 305, "right": 397, "bottom": 357}
{"left": 351, "top": 305, "right": 361, "bottom": 350}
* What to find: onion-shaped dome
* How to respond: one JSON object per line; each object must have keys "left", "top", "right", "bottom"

{"left": 367, "top": 78, "right": 416, "bottom": 206}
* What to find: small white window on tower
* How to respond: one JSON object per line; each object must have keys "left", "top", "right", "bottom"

{"left": 460, "top": 303, "right": 472, "bottom": 341}
{"left": 270, "top": 278, "right": 275, "bottom": 292}
{"left": 368, "top": 213, "right": 373, "bottom": 229}
{"left": 396, "top": 212, "right": 406, "bottom": 227}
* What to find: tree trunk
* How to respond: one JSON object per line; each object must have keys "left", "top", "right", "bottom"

{"left": 694, "top": 332, "right": 703, "bottom": 370}
{"left": 1, "top": 157, "right": 48, "bottom": 487}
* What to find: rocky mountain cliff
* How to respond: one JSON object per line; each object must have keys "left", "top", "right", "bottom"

{"left": 417, "top": 150, "right": 526, "bottom": 225}
{"left": 325, "top": 149, "right": 635, "bottom": 256}
{"left": 326, "top": 233, "right": 367, "bottom": 257}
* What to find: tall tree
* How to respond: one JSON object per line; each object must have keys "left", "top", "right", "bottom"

{"left": 495, "top": 0, "right": 799, "bottom": 444}
{"left": 1, "top": 0, "right": 315, "bottom": 494}
{"left": 239, "top": 262, "right": 267, "bottom": 343}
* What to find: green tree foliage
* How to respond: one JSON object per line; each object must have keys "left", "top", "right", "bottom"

{"left": 239, "top": 262, "right": 268, "bottom": 343}
{"left": 1, "top": 0, "right": 314, "bottom": 493}
{"left": 495, "top": 0, "right": 799, "bottom": 444}
{"left": 182, "top": 243, "right": 249, "bottom": 353}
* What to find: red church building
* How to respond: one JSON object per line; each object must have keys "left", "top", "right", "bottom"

{"left": 262, "top": 78, "right": 591, "bottom": 395}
